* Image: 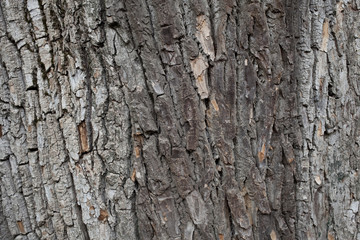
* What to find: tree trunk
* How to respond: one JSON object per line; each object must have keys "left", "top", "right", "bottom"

{"left": 1, "top": 0, "right": 360, "bottom": 239}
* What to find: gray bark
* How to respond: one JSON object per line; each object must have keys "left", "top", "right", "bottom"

{"left": 0, "top": 0, "right": 360, "bottom": 239}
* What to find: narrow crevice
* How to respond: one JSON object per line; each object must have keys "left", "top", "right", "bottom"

{"left": 68, "top": 169, "right": 90, "bottom": 240}
{"left": 79, "top": 45, "right": 94, "bottom": 152}
{"left": 224, "top": 193, "right": 235, "bottom": 238}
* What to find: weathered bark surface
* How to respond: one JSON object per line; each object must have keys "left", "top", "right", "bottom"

{"left": 1, "top": 0, "right": 360, "bottom": 239}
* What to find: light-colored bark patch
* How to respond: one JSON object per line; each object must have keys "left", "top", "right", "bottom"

{"left": 211, "top": 99, "right": 219, "bottom": 112}
{"left": 315, "top": 176, "right": 322, "bottom": 185}
{"left": 320, "top": 19, "right": 329, "bottom": 52}
{"left": 270, "top": 230, "right": 277, "bottom": 240}
{"left": 195, "top": 15, "right": 215, "bottom": 60}
{"left": 190, "top": 54, "right": 209, "bottom": 99}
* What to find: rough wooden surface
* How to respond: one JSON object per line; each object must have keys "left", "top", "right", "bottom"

{"left": 0, "top": 0, "right": 359, "bottom": 239}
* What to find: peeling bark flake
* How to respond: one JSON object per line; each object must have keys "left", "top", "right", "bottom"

{"left": 190, "top": 54, "right": 209, "bottom": 99}
{"left": 270, "top": 230, "right": 277, "bottom": 240}
{"left": 131, "top": 169, "right": 136, "bottom": 182}
{"left": 320, "top": 19, "right": 329, "bottom": 52}
{"left": 98, "top": 209, "right": 109, "bottom": 222}
{"left": 315, "top": 176, "right": 322, "bottom": 185}
{"left": 195, "top": 15, "right": 215, "bottom": 60}
{"left": 211, "top": 99, "right": 219, "bottom": 111}
{"left": 78, "top": 121, "right": 90, "bottom": 153}
{"left": 328, "top": 233, "right": 335, "bottom": 240}
{"left": 17, "top": 221, "right": 25, "bottom": 234}
{"left": 258, "top": 143, "right": 266, "bottom": 162}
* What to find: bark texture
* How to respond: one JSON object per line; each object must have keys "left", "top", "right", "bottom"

{"left": 1, "top": 0, "right": 360, "bottom": 239}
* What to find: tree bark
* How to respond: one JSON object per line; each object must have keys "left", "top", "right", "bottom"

{"left": 1, "top": 0, "right": 360, "bottom": 239}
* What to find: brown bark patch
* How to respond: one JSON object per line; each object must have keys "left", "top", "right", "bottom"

{"left": 319, "top": 77, "right": 324, "bottom": 93}
{"left": 190, "top": 54, "right": 209, "bottom": 99}
{"left": 317, "top": 121, "right": 323, "bottom": 136}
{"left": 219, "top": 234, "right": 224, "bottom": 240}
{"left": 98, "top": 209, "right": 109, "bottom": 222}
{"left": 211, "top": 99, "right": 219, "bottom": 112}
{"left": 93, "top": 70, "right": 101, "bottom": 78}
{"left": 17, "top": 221, "right": 25, "bottom": 234}
{"left": 258, "top": 143, "right": 266, "bottom": 162}
{"left": 134, "top": 134, "right": 144, "bottom": 144}
{"left": 78, "top": 121, "right": 89, "bottom": 153}
{"left": 328, "top": 233, "right": 335, "bottom": 240}
{"left": 321, "top": 19, "right": 329, "bottom": 52}
{"left": 131, "top": 168, "right": 136, "bottom": 182}
{"left": 135, "top": 146, "right": 141, "bottom": 158}
{"left": 270, "top": 230, "right": 277, "bottom": 240}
